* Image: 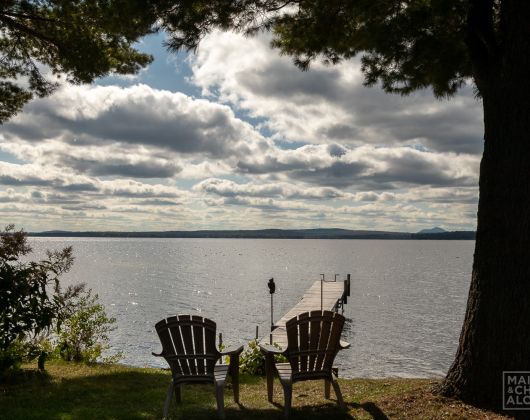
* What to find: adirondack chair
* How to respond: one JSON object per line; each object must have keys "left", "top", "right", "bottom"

{"left": 260, "top": 310, "right": 350, "bottom": 418}
{"left": 152, "top": 315, "right": 243, "bottom": 419}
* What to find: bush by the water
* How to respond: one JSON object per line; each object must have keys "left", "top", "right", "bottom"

{"left": 0, "top": 225, "right": 118, "bottom": 372}
{"left": 239, "top": 340, "right": 287, "bottom": 376}
{"left": 56, "top": 289, "right": 121, "bottom": 363}
{"left": 239, "top": 340, "right": 266, "bottom": 375}
{"left": 0, "top": 225, "right": 76, "bottom": 372}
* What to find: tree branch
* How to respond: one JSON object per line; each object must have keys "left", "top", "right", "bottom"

{"left": 1, "top": 11, "right": 57, "bottom": 23}
{"left": 264, "top": 0, "right": 298, "bottom": 13}
{"left": 0, "top": 14, "right": 62, "bottom": 49}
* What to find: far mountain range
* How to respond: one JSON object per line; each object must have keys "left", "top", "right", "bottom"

{"left": 30, "top": 227, "right": 475, "bottom": 240}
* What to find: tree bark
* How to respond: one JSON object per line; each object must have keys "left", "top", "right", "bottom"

{"left": 441, "top": 0, "right": 530, "bottom": 409}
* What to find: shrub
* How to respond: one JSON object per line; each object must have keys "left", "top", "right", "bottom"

{"left": 55, "top": 289, "right": 121, "bottom": 363}
{"left": 239, "top": 339, "right": 287, "bottom": 376}
{"left": 0, "top": 225, "right": 82, "bottom": 373}
{"left": 239, "top": 340, "right": 265, "bottom": 375}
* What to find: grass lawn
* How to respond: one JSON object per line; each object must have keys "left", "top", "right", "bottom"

{"left": 0, "top": 362, "right": 510, "bottom": 419}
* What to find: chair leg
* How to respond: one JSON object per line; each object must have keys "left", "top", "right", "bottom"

{"left": 324, "top": 379, "right": 331, "bottom": 398}
{"left": 265, "top": 353, "right": 274, "bottom": 402}
{"left": 174, "top": 384, "right": 181, "bottom": 403}
{"left": 282, "top": 381, "right": 292, "bottom": 419}
{"left": 230, "top": 354, "right": 240, "bottom": 403}
{"left": 163, "top": 382, "right": 174, "bottom": 419}
{"left": 215, "top": 383, "right": 226, "bottom": 420}
{"left": 331, "top": 378, "right": 346, "bottom": 411}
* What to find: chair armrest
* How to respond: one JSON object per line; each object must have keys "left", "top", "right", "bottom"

{"left": 259, "top": 343, "right": 284, "bottom": 355}
{"left": 152, "top": 351, "right": 164, "bottom": 357}
{"left": 220, "top": 344, "right": 244, "bottom": 356}
{"left": 339, "top": 340, "right": 350, "bottom": 350}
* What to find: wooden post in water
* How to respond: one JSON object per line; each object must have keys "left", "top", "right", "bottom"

{"left": 268, "top": 278, "right": 276, "bottom": 333}
{"left": 342, "top": 274, "right": 351, "bottom": 313}
{"left": 271, "top": 293, "right": 274, "bottom": 331}
{"left": 320, "top": 274, "right": 325, "bottom": 311}
{"left": 255, "top": 325, "right": 259, "bottom": 340}
{"left": 218, "top": 333, "right": 223, "bottom": 364}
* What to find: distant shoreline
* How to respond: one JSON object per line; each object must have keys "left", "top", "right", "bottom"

{"left": 28, "top": 228, "right": 476, "bottom": 240}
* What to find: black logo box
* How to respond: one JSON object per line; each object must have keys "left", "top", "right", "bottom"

{"left": 503, "top": 371, "right": 530, "bottom": 410}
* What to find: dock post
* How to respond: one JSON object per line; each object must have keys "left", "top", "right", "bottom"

{"left": 255, "top": 325, "right": 259, "bottom": 340}
{"left": 320, "top": 274, "right": 325, "bottom": 311}
{"left": 271, "top": 293, "right": 274, "bottom": 331}
{"left": 219, "top": 333, "right": 223, "bottom": 363}
{"left": 268, "top": 278, "right": 276, "bottom": 333}
{"left": 347, "top": 274, "right": 351, "bottom": 296}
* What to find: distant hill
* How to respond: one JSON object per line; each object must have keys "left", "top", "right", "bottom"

{"left": 29, "top": 228, "right": 476, "bottom": 240}
{"left": 418, "top": 227, "right": 447, "bottom": 234}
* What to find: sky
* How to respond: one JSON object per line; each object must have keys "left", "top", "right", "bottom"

{"left": 0, "top": 31, "right": 483, "bottom": 233}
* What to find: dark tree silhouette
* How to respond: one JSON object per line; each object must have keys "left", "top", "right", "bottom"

{"left": 0, "top": 1, "right": 163, "bottom": 123}
{"left": 156, "top": 0, "right": 530, "bottom": 409}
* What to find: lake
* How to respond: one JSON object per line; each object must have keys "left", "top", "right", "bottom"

{"left": 29, "top": 238, "right": 474, "bottom": 378}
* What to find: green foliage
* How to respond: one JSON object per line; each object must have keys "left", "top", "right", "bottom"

{"left": 55, "top": 289, "right": 121, "bottom": 363}
{"left": 0, "top": 0, "right": 163, "bottom": 123}
{"left": 239, "top": 340, "right": 265, "bottom": 376}
{"left": 0, "top": 339, "right": 25, "bottom": 373}
{"left": 239, "top": 339, "right": 286, "bottom": 376}
{"left": 0, "top": 225, "right": 82, "bottom": 372}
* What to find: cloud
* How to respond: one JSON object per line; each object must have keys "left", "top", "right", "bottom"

{"left": 59, "top": 156, "right": 181, "bottom": 178}
{"left": 0, "top": 33, "right": 482, "bottom": 232}
{"left": 0, "top": 162, "right": 98, "bottom": 191}
{"left": 195, "top": 178, "right": 350, "bottom": 200}
{"left": 236, "top": 144, "right": 479, "bottom": 190}
{"left": 190, "top": 31, "right": 483, "bottom": 154}
{"left": 3, "top": 84, "right": 272, "bottom": 159}
{"left": 0, "top": 162, "right": 187, "bottom": 200}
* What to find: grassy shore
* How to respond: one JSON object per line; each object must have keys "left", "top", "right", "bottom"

{"left": 1, "top": 362, "right": 509, "bottom": 419}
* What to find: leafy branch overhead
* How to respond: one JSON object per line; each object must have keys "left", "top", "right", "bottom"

{"left": 159, "top": 0, "right": 474, "bottom": 98}
{"left": 0, "top": 0, "right": 161, "bottom": 123}
{"left": 1, "top": 0, "right": 491, "bottom": 124}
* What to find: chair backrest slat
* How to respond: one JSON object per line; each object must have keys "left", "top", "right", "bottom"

{"left": 308, "top": 313, "right": 321, "bottom": 371}
{"left": 286, "top": 315, "right": 300, "bottom": 373}
{"left": 155, "top": 315, "right": 220, "bottom": 379}
{"left": 298, "top": 312, "right": 309, "bottom": 372}
{"left": 323, "top": 313, "right": 344, "bottom": 371}
{"left": 204, "top": 319, "right": 217, "bottom": 373}
{"left": 192, "top": 315, "right": 206, "bottom": 375}
{"left": 155, "top": 319, "right": 182, "bottom": 374}
{"left": 285, "top": 310, "right": 345, "bottom": 379}
{"left": 178, "top": 315, "right": 196, "bottom": 375}
{"left": 314, "top": 312, "right": 332, "bottom": 371}
{"left": 168, "top": 316, "right": 190, "bottom": 375}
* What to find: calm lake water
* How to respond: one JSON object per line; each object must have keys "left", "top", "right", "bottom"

{"left": 29, "top": 238, "right": 473, "bottom": 378}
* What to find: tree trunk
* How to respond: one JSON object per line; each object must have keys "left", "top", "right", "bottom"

{"left": 441, "top": 0, "right": 530, "bottom": 409}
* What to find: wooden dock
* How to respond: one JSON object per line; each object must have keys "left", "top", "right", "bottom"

{"left": 261, "top": 275, "right": 351, "bottom": 349}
